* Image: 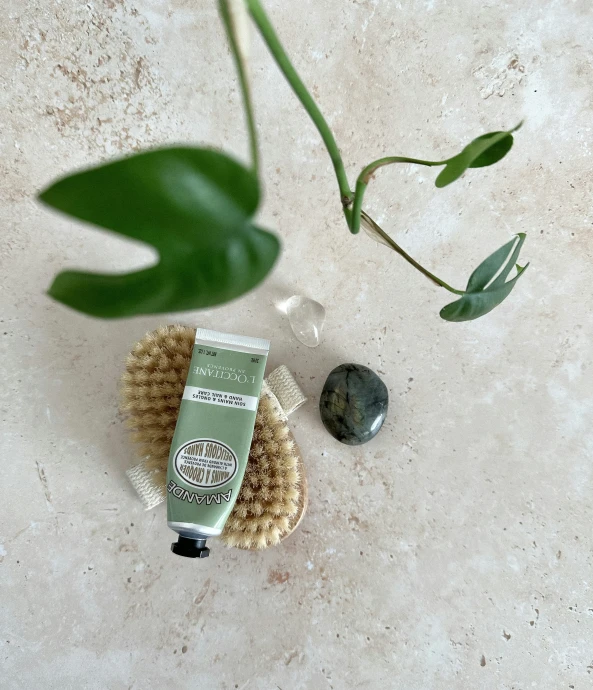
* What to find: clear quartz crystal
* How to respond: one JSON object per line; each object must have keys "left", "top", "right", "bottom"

{"left": 286, "top": 295, "right": 326, "bottom": 348}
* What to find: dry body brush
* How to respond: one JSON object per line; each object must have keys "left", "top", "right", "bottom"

{"left": 121, "top": 326, "right": 307, "bottom": 550}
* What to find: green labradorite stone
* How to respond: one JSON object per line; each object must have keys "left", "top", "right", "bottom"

{"left": 319, "top": 363, "right": 388, "bottom": 445}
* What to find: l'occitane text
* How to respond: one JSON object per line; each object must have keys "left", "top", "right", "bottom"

{"left": 193, "top": 364, "right": 256, "bottom": 384}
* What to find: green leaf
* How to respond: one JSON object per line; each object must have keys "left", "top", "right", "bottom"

{"left": 435, "top": 122, "right": 522, "bottom": 188}
{"left": 440, "top": 234, "right": 528, "bottom": 322}
{"left": 39, "top": 147, "right": 280, "bottom": 318}
{"left": 468, "top": 133, "right": 514, "bottom": 169}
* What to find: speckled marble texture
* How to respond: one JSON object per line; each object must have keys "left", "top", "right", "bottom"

{"left": 1, "top": 1, "right": 592, "bottom": 688}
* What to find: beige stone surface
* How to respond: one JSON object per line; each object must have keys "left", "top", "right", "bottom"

{"left": 1, "top": 1, "right": 592, "bottom": 688}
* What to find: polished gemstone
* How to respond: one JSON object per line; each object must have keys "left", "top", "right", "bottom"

{"left": 286, "top": 295, "right": 326, "bottom": 348}
{"left": 319, "top": 363, "right": 388, "bottom": 445}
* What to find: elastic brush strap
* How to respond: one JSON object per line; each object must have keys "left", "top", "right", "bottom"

{"left": 127, "top": 462, "right": 167, "bottom": 511}
{"left": 266, "top": 365, "right": 307, "bottom": 416}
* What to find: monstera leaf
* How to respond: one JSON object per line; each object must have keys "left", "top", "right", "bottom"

{"left": 435, "top": 123, "right": 522, "bottom": 188}
{"left": 440, "top": 234, "right": 528, "bottom": 322}
{"left": 39, "top": 147, "right": 280, "bottom": 318}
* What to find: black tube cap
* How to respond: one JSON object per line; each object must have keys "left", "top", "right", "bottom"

{"left": 171, "top": 536, "right": 210, "bottom": 559}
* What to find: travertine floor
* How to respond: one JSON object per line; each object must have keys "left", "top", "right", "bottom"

{"left": 1, "top": 1, "right": 592, "bottom": 688}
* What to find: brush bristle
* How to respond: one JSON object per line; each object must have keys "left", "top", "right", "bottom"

{"left": 121, "top": 325, "right": 303, "bottom": 550}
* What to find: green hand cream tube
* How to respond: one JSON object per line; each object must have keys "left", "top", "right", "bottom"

{"left": 167, "top": 328, "right": 270, "bottom": 559}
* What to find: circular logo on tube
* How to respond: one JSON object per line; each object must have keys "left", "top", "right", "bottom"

{"left": 174, "top": 438, "right": 238, "bottom": 489}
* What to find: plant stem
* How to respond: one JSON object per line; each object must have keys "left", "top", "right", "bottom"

{"left": 246, "top": 0, "right": 352, "bottom": 206}
{"left": 219, "top": 0, "right": 260, "bottom": 176}
{"left": 351, "top": 156, "right": 441, "bottom": 234}
{"left": 243, "top": 3, "right": 472, "bottom": 298}
{"left": 360, "top": 211, "right": 464, "bottom": 295}
{"left": 353, "top": 155, "right": 463, "bottom": 294}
